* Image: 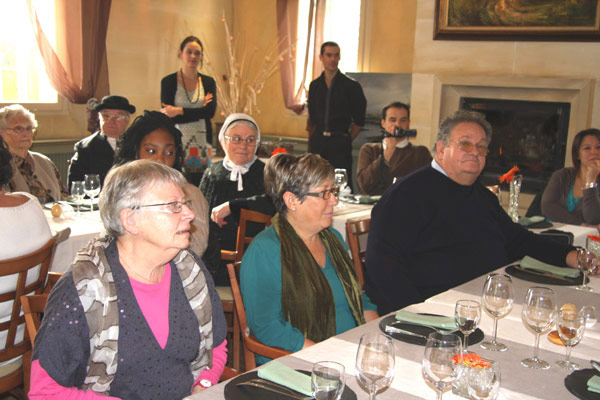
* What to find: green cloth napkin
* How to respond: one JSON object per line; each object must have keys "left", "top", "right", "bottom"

{"left": 587, "top": 375, "right": 600, "bottom": 393}
{"left": 257, "top": 360, "right": 312, "bottom": 396}
{"left": 518, "top": 215, "right": 545, "bottom": 226}
{"left": 355, "top": 195, "right": 381, "bottom": 204}
{"left": 520, "top": 256, "right": 580, "bottom": 278}
{"left": 395, "top": 310, "right": 457, "bottom": 330}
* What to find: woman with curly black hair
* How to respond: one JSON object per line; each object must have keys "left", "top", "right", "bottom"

{"left": 114, "top": 111, "right": 210, "bottom": 258}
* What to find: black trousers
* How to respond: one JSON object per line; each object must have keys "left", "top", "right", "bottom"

{"left": 309, "top": 131, "right": 353, "bottom": 191}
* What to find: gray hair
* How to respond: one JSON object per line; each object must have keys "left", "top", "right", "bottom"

{"left": 265, "top": 153, "right": 334, "bottom": 216}
{"left": 0, "top": 104, "right": 38, "bottom": 130}
{"left": 99, "top": 159, "right": 186, "bottom": 237}
{"left": 434, "top": 110, "right": 492, "bottom": 151}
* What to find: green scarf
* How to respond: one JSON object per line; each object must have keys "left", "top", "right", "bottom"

{"left": 273, "top": 213, "right": 365, "bottom": 342}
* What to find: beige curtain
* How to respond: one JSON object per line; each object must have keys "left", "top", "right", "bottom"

{"left": 276, "top": 0, "right": 326, "bottom": 115}
{"left": 26, "top": 0, "right": 111, "bottom": 104}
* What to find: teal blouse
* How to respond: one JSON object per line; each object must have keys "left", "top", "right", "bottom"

{"left": 567, "top": 183, "right": 582, "bottom": 213}
{"left": 240, "top": 226, "right": 376, "bottom": 364}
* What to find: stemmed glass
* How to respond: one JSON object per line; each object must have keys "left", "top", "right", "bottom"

{"left": 84, "top": 174, "right": 101, "bottom": 214}
{"left": 480, "top": 274, "right": 514, "bottom": 352}
{"left": 467, "top": 360, "right": 501, "bottom": 400}
{"left": 556, "top": 309, "right": 586, "bottom": 370}
{"left": 455, "top": 299, "right": 481, "bottom": 354}
{"left": 70, "top": 181, "right": 85, "bottom": 216}
{"left": 521, "top": 286, "right": 556, "bottom": 369}
{"left": 334, "top": 168, "right": 349, "bottom": 192}
{"left": 576, "top": 247, "right": 597, "bottom": 292}
{"left": 422, "top": 332, "right": 462, "bottom": 400}
{"left": 311, "top": 361, "right": 345, "bottom": 400}
{"left": 355, "top": 332, "right": 395, "bottom": 400}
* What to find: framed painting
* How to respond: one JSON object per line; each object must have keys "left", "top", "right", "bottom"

{"left": 434, "top": 0, "right": 600, "bottom": 41}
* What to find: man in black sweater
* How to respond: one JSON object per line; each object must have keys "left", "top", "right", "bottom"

{"left": 366, "top": 110, "right": 579, "bottom": 315}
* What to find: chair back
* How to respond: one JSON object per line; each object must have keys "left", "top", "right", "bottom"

{"left": 226, "top": 262, "right": 290, "bottom": 371}
{"left": 222, "top": 209, "right": 272, "bottom": 262}
{"left": 0, "top": 236, "right": 56, "bottom": 393}
{"left": 20, "top": 294, "right": 49, "bottom": 348}
{"left": 345, "top": 217, "right": 370, "bottom": 288}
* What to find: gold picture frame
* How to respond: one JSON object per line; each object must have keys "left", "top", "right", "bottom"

{"left": 434, "top": 0, "right": 600, "bottom": 41}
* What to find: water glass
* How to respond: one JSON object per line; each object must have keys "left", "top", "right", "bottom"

{"left": 481, "top": 274, "right": 514, "bottom": 352}
{"left": 467, "top": 360, "right": 501, "bottom": 400}
{"left": 556, "top": 309, "right": 586, "bottom": 370}
{"left": 521, "top": 287, "right": 556, "bottom": 369}
{"left": 581, "top": 305, "right": 597, "bottom": 328}
{"left": 454, "top": 299, "right": 481, "bottom": 354}
{"left": 576, "top": 248, "right": 597, "bottom": 292}
{"left": 84, "top": 174, "right": 101, "bottom": 213}
{"left": 355, "top": 332, "right": 395, "bottom": 400}
{"left": 311, "top": 361, "right": 345, "bottom": 400}
{"left": 422, "top": 332, "right": 462, "bottom": 400}
{"left": 71, "top": 181, "right": 85, "bottom": 215}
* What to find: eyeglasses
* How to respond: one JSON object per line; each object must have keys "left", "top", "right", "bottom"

{"left": 224, "top": 135, "right": 257, "bottom": 145}
{"left": 5, "top": 126, "right": 36, "bottom": 134}
{"left": 453, "top": 140, "right": 489, "bottom": 156}
{"left": 305, "top": 187, "right": 339, "bottom": 200}
{"left": 100, "top": 113, "right": 129, "bottom": 122}
{"left": 132, "top": 200, "right": 192, "bottom": 214}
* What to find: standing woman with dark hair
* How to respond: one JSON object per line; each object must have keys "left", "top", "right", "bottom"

{"left": 160, "top": 36, "right": 217, "bottom": 165}
{"left": 542, "top": 128, "right": 600, "bottom": 227}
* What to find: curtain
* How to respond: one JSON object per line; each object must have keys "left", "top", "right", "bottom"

{"left": 26, "top": 0, "right": 111, "bottom": 104}
{"left": 276, "top": 0, "right": 326, "bottom": 115}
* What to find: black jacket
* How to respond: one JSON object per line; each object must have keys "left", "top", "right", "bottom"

{"left": 67, "top": 131, "right": 115, "bottom": 190}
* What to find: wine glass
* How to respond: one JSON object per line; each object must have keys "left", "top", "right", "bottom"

{"left": 576, "top": 247, "right": 597, "bottom": 292}
{"left": 84, "top": 174, "right": 101, "bottom": 214}
{"left": 422, "top": 332, "right": 462, "bottom": 400}
{"left": 521, "top": 286, "right": 556, "bottom": 369}
{"left": 334, "top": 168, "right": 349, "bottom": 193}
{"left": 355, "top": 332, "right": 395, "bottom": 400}
{"left": 581, "top": 305, "right": 597, "bottom": 328}
{"left": 311, "top": 361, "right": 345, "bottom": 400}
{"left": 556, "top": 309, "right": 586, "bottom": 370}
{"left": 454, "top": 299, "right": 481, "bottom": 354}
{"left": 70, "top": 181, "right": 85, "bottom": 216}
{"left": 480, "top": 274, "right": 514, "bottom": 352}
{"left": 467, "top": 360, "right": 501, "bottom": 400}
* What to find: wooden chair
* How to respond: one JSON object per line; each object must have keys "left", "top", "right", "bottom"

{"left": 219, "top": 209, "right": 272, "bottom": 371}
{"left": 226, "top": 262, "right": 290, "bottom": 372}
{"left": 0, "top": 237, "right": 57, "bottom": 397}
{"left": 345, "top": 217, "right": 370, "bottom": 289}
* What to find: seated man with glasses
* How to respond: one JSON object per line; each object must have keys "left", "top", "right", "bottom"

{"left": 67, "top": 95, "right": 136, "bottom": 190}
{"left": 199, "top": 113, "right": 266, "bottom": 285}
{"left": 366, "top": 110, "right": 580, "bottom": 314}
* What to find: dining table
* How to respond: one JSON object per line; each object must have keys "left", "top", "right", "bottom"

{"left": 186, "top": 266, "right": 600, "bottom": 400}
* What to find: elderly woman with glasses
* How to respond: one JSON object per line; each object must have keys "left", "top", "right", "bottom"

{"left": 30, "top": 160, "right": 227, "bottom": 399}
{"left": 199, "top": 113, "right": 265, "bottom": 285}
{"left": 241, "top": 153, "right": 378, "bottom": 364}
{"left": 0, "top": 104, "right": 63, "bottom": 202}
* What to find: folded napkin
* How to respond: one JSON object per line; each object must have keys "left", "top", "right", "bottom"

{"left": 520, "top": 256, "right": 580, "bottom": 278}
{"left": 355, "top": 195, "right": 381, "bottom": 204}
{"left": 587, "top": 375, "right": 600, "bottom": 394}
{"left": 395, "top": 310, "right": 457, "bottom": 330}
{"left": 257, "top": 360, "right": 312, "bottom": 396}
{"left": 518, "top": 215, "right": 545, "bottom": 226}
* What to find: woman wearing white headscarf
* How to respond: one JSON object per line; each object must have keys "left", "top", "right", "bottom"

{"left": 199, "top": 113, "right": 264, "bottom": 285}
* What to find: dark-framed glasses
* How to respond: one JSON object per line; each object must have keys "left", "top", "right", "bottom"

{"left": 306, "top": 187, "right": 339, "bottom": 200}
{"left": 100, "top": 113, "right": 129, "bottom": 122}
{"left": 6, "top": 126, "right": 36, "bottom": 134}
{"left": 453, "top": 140, "right": 489, "bottom": 156}
{"left": 132, "top": 200, "right": 192, "bottom": 214}
{"left": 224, "top": 135, "right": 257, "bottom": 145}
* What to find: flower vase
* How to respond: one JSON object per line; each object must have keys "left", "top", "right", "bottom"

{"left": 508, "top": 175, "right": 522, "bottom": 223}
{"left": 452, "top": 363, "right": 470, "bottom": 398}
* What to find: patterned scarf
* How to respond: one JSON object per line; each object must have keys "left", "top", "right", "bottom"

{"left": 273, "top": 213, "right": 365, "bottom": 342}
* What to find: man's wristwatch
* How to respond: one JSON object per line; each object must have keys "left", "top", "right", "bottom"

{"left": 198, "top": 379, "right": 213, "bottom": 389}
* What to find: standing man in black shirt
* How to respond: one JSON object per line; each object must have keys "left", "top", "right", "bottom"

{"left": 307, "top": 42, "right": 366, "bottom": 190}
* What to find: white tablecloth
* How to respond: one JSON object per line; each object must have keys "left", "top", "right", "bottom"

{"left": 331, "top": 202, "right": 373, "bottom": 243}
{"left": 45, "top": 210, "right": 103, "bottom": 273}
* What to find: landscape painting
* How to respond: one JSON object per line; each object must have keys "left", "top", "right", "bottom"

{"left": 434, "top": 0, "right": 600, "bottom": 41}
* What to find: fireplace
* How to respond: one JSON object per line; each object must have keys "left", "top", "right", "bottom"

{"left": 460, "top": 97, "right": 571, "bottom": 194}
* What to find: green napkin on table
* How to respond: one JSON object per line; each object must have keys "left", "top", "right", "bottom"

{"left": 518, "top": 216, "right": 545, "bottom": 226}
{"left": 520, "top": 256, "right": 580, "bottom": 278}
{"left": 355, "top": 195, "right": 381, "bottom": 204}
{"left": 587, "top": 375, "right": 600, "bottom": 394}
{"left": 395, "top": 310, "right": 457, "bottom": 330}
{"left": 257, "top": 360, "right": 312, "bottom": 396}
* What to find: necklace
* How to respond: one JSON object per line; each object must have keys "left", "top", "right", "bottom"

{"left": 119, "top": 255, "right": 164, "bottom": 284}
{"left": 179, "top": 69, "right": 200, "bottom": 104}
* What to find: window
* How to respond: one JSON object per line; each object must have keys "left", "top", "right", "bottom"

{"left": 0, "top": 0, "right": 57, "bottom": 104}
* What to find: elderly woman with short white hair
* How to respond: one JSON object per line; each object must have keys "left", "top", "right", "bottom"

{"left": 199, "top": 113, "right": 265, "bottom": 285}
{"left": 30, "top": 160, "right": 227, "bottom": 399}
{"left": 0, "top": 104, "right": 63, "bottom": 202}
